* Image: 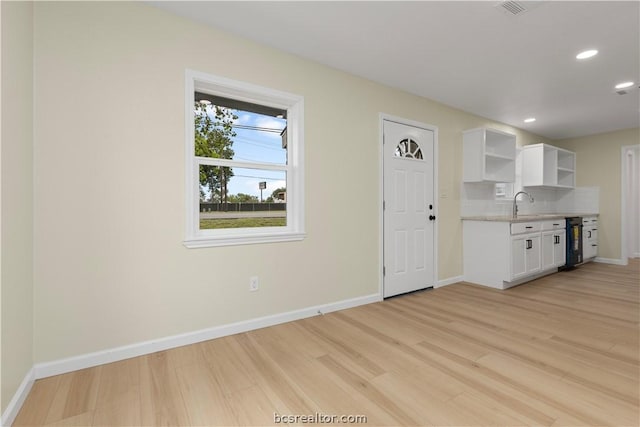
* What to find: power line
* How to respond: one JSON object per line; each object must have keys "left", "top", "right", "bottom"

{"left": 233, "top": 173, "right": 285, "bottom": 181}
{"left": 233, "top": 136, "right": 285, "bottom": 152}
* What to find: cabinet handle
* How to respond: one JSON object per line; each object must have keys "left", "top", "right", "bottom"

{"left": 555, "top": 235, "right": 559, "bottom": 244}
{"left": 525, "top": 226, "right": 533, "bottom": 229}
{"left": 593, "top": 228, "right": 597, "bottom": 231}
{"left": 553, "top": 223, "right": 560, "bottom": 226}
{"left": 588, "top": 230, "right": 591, "bottom": 238}
{"left": 526, "top": 239, "right": 532, "bottom": 249}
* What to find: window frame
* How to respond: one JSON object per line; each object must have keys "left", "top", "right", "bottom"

{"left": 184, "top": 69, "right": 305, "bottom": 248}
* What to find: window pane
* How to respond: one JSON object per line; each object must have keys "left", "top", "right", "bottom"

{"left": 194, "top": 101, "right": 287, "bottom": 165}
{"left": 199, "top": 165, "right": 286, "bottom": 229}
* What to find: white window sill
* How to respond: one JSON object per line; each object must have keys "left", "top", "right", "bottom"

{"left": 183, "top": 232, "right": 306, "bottom": 248}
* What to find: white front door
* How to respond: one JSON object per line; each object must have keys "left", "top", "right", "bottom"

{"left": 383, "top": 119, "right": 436, "bottom": 298}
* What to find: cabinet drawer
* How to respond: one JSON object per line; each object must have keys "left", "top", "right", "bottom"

{"left": 582, "top": 217, "right": 598, "bottom": 225}
{"left": 511, "top": 222, "right": 541, "bottom": 235}
{"left": 541, "top": 220, "right": 565, "bottom": 231}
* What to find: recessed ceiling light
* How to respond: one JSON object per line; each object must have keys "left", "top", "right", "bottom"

{"left": 576, "top": 49, "right": 598, "bottom": 60}
{"left": 615, "top": 81, "right": 634, "bottom": 89}
{"left": 524, "top": 118, "right": 536, "bottom": 123}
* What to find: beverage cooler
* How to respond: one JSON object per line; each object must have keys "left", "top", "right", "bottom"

{"left": 565, "top": 217, "right": 583, "bottom": 268}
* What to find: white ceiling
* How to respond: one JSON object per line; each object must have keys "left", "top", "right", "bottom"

{"left": 150, "top": 1, "right": 640, "bottom": 140}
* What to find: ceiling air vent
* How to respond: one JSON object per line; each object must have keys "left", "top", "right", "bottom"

{"left": 498, "top": 1, "right": 527, "bottom": 15}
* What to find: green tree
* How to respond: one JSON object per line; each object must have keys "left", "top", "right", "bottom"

{"left": 228, "top": 193, "right": 259, "bottom": 203}
{"left": 194, "top": 102, "right": 238, "bottom": 205}
{"left": 270, "top": 187, "right": 286, "bottom": 202}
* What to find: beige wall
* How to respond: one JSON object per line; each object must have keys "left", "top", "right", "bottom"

{"left": 554, "top": 127, "right": 640, "bottom": 261}
{"left": 30, "top": 2, "right": 547, "bottom": 364}
{"left": 1, "top": 0, "right": 34, "bottom": 413}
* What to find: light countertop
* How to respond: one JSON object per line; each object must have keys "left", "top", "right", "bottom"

{"left": 461, "top": 213, "right": 599, "bottom": 223}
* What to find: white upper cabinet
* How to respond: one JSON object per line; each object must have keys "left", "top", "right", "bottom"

{"left": 463, "top": 128, "right": 516, "bottom": 183}
{"left": 522, "top": 143, "right": 575, "bottom": 188}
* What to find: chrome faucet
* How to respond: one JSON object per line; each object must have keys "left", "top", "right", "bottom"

{"left": 513, "top": 191, "right": 534, "bottom": 218}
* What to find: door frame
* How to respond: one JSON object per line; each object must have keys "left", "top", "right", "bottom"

{"left": 621, "top": 144, "right": 640, "bottom": 263}
{"left": 379, "top": 113, "right": 439, "bottom": 298}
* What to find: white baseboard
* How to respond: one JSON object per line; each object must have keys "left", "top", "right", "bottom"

{"left": 436, "top": 275, "right": 463, "bottom": 288}
{"left": 33, "top": 293, "right": 381, "bottom": 380}
{"left": 594, "top": 257, "right": 626, "bottom": 265}
{"left": 1, "top": 367, "right": 35, "bottom": 427}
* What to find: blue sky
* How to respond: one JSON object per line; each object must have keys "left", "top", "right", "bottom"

{"left": 201, "top": 107, "right": 287, "bottom": 200}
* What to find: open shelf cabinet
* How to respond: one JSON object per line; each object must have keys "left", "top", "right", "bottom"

{"left": 463, "top": 128, "right": 516, "bottom": 183}
{"left": 522, "top": 143, "right": 575, "bottom": 188}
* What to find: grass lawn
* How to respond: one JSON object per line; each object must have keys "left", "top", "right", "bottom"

{"left": 200, "top": 217, "right": 286, "bottom": 229}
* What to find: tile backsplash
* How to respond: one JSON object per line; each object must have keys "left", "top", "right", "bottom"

{"left": 461, "top": 183, "right": 599, "bottom": 217}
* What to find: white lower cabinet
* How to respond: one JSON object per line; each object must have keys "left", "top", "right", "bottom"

{"left": 541, "top": 229, "right": 566, "bottom": 270}
{"left": 510, "top": 233, "right": 541, "bottom": 281}
{"left": 463, "top": 218, "right": 567, "bottom": 289}
{"left": 582, "top": 216, "right": 598, "bottom": 261}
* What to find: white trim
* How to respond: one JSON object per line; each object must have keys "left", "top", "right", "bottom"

{"left": 378, "top": 117, "right": 385, "bottom": 297}
{"left": 379, "top": 113, "right": 439, "bottom": 297}
{"left": 184, "top": 232, "right": 305, "bottom": 248}
{"left": 621, "top": 144, "right": 640, "bottom": 264}
{"left": 184, "top": 69, "right": 305, "bottom": 248}
{"left": 33, "top": 293, "right": 380, "bottom": 380}
{"left": 594, "top": 257, "right": 626, "bottom": 266}
{"left": 436, "top": 275, "right": 464, "bottom": 288}
{"left": 1, "top": 367, "right": 35, "bottom": 427}
{"left": 195, "top": 156, "right": 288, "bottom": 171}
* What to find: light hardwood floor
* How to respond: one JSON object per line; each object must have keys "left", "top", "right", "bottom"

{"left": 14, "top": 259, "right": 639, "bottom": 426}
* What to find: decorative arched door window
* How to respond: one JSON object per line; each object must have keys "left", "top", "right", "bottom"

{"left": 394, "top": 138, "right": 423, "bottom": 160}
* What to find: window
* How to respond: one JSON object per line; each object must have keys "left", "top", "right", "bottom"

{"left": 495, "top": 148, "right": 523, "bottom": 200}
{"left": 394, "top": 138, "right": 423, "bottom": 160}
{"left": 184, "top": 70, "right": 305, "bottom": 248}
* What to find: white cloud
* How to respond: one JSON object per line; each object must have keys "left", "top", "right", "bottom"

{"left": 235, "top": 113, "right": 253, "bottom": 125}
{"left": 255, "top": 116, "right": 286, "bottom": 131}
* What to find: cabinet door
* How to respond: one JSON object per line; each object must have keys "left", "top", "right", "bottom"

{"left": 554, "top": 231, "right": 566, "bottom": 267}
{"left": 582, "top": 227, "right": 590, "bottom": 259}
{"left": 525, "top": 235, "right": 541, "bottom": 274}
{"left": 510, "top": 237, "right": 527, "bottom": 280}
{"left": 583, "top": 226, "right": 596, "bottom": 259}
{"left": 590, "top": 227, "right": 598, "bottom": 258}
{"left": 541, "top": 231, "right": 556, "bottom": 270}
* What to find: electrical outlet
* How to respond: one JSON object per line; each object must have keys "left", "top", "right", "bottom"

{"left": 249, "top": 276, "right": 259, "bottom": 292}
